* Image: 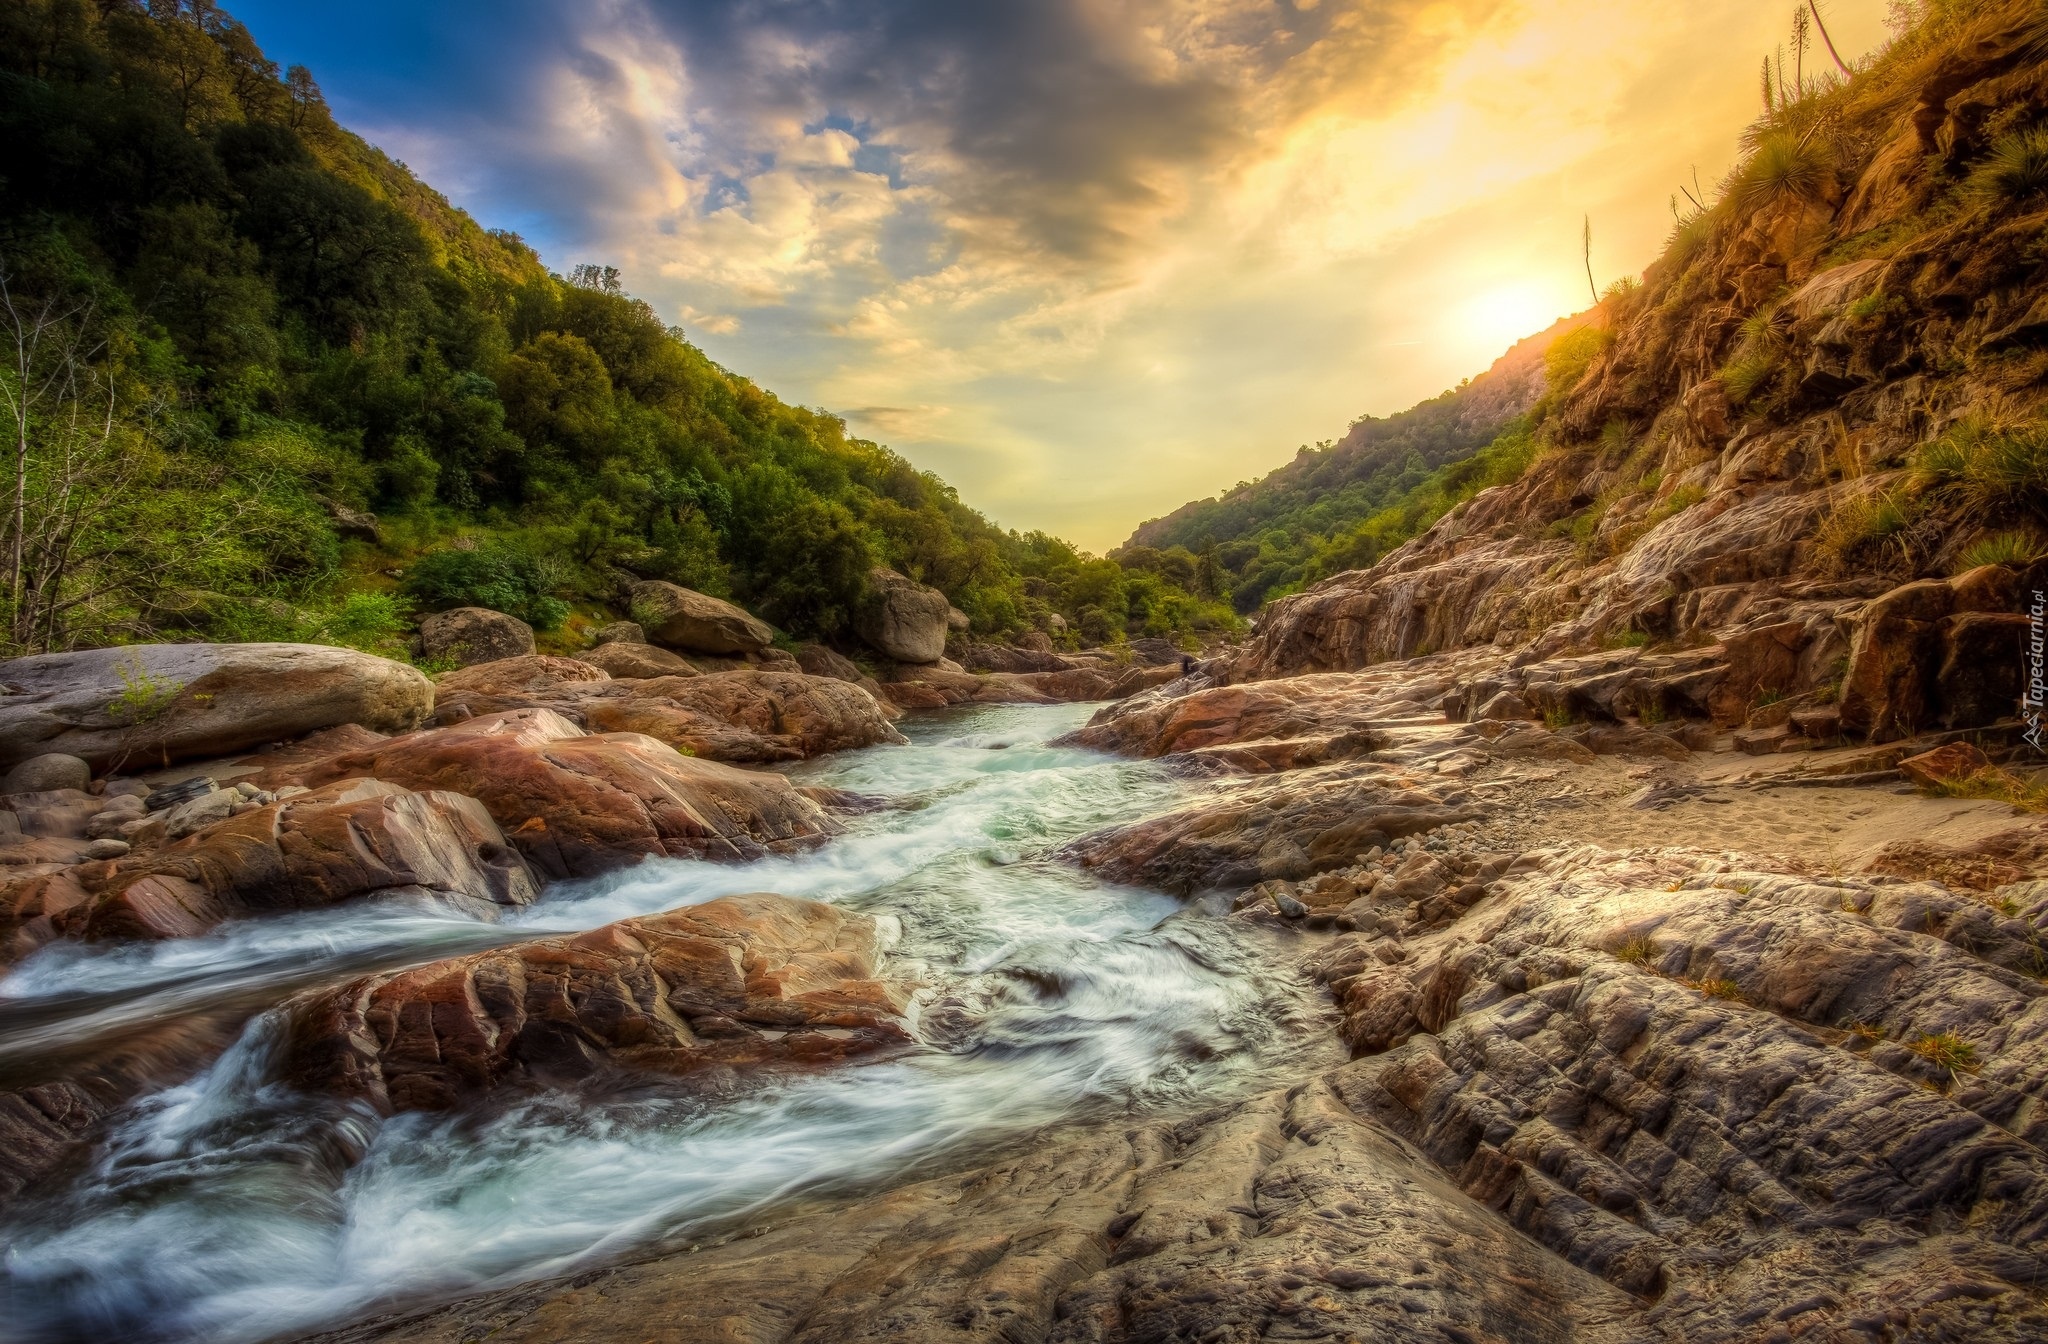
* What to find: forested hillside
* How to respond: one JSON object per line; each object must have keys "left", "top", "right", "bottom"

{"left": 1120, "top": 316, "right": 1590, "bottom": 611}
{"left": 0, "top": 0, "right": 1235, "bottom": 660}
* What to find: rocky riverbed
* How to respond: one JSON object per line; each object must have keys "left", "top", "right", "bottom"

{"left": 1, "top": 643, "right": 2036, "bottom": 1343}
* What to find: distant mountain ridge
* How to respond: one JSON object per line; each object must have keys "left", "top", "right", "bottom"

{"left": 1123, "top": 314, "right": 1583, "bottom": 557}
{"left": 1115, "top": 314, "right": 1588, "bottom": 612}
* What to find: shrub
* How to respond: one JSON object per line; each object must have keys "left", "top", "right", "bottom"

{"left": 1956, "top": 530, "right": 2044, "bottom": 572}
{"left": 1613, "top": 936, "right": 1657, "bottom": 966}
{"left": 1968, "top": 127, "right": 2048, "bottom": 204}
{"left": 401, "top": 544, "right": 567, "bottom": 630}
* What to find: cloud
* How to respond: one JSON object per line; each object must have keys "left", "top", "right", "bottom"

{"left": 244, "top": 0, "right": 1901, "bottom": 550}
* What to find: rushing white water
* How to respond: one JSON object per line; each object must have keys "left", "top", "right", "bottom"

{"left": 0, "top": 703, "right": 1333, "bottom": 1344}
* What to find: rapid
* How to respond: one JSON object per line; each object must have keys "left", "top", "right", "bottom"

{"left": 0, "top": 703, "right": 1334, "bottom": 1344}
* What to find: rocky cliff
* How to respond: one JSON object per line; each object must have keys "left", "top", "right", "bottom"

{"left": 1217, "top": 1, "right": 2048, "bottom": 755}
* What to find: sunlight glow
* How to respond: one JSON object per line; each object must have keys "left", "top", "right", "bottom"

{"left": 1454, "top": 283, "right": 1565, "bottom": 364}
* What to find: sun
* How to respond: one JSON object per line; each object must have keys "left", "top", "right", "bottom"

{"left": 1454, "top": 283, "right": 1566, "bottom": 363}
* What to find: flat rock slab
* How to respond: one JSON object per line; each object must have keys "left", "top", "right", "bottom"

{"left": 1059, "top": 767, "right": 1482, "bottom": 895}
{"left": 297, "top": 1068, "right": 1633, "bottom": 1344}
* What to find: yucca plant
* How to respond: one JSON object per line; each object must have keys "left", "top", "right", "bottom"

{"left": 1968, "top": 127, "right": 2048, "bottom": 204}
{"left": 1733, "top": 130, "right": 1831, "bottom": 212}
{"left": 1955, "top": 530, "right": 2044, "bottom": 572}
{"left": 1909, "top": 415, "right": 2048, "bottom": 517}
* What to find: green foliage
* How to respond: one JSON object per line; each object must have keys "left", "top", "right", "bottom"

{"left": 402, "top": 545, "right": 568, "bottom": 630}
{"left": 1956, "top": 530, "right": 2044, "bottom": 571}
{"left": 1968, "top": 127, "right": 2048, "bottom": 204}
{"left": 1910, "top": 415, "right": 2048, "bottom": 518}
{"left": 1816, "top": 489, "right": 1912, "bottom": 569}
{"left": 107, "top": 654, "right": 182, "bottom": 726}
{"left": 0, "top": 0, "right": 1224, "bottom": 652}
{"left": 1119, "top": 322, "right": 1575, "bottom": 613}
{"left": 1731, "top": 130, "right": 1832, "bottom": 212}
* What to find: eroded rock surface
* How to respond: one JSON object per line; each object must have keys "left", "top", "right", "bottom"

{"left": 1060, "top": 766, "right": 1482, "bottom": 895}
{"left": 261, "top": 708, "right": 838, "bottom": 878}
{"left": 0, "top": 643, "right": 433, "bottom": 771}
{"left": 0, "top": 778, "right": 536, "bottom": 962}
{"left": 281, "top": 895, "right": 916, "bottom": 1113}
{"left": 435, "top": 669, "right": 904, "bottom": 762}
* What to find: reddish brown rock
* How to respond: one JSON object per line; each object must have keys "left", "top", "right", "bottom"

{"left": 1059, "top": 672, "right": 1391, "bottom": 760}
{"left": 435, "top": 670, "right": 903, "bottom": 763}
{"left": 1060, "top": 769, "right": 1480, "bottom": 895}
{"left": 1898, "top": 741, "right": 1995, "bottom": 788}
{"left": 1, "top": 778, "right": 538, "bottom": 961}
{"left": 262, "top": 709, "right": 837, "bottom": 879}
{"left": 280, "top": 895, "right": 916, "bottom": 1113}
{"left": 579, "top": 672, "right": 904, "bottom": 762}
{"left": 434, "top": 655, "right": 608, "bottom": 699}
{"left": 1839, "top": 580, "right": 1955, "bottom": 742}
{"left": 578, "top": 642, "right": 699, "bottom": 680}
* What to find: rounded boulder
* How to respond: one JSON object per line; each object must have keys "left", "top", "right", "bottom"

{"left": 417, "top": 607, "right": 536, "bottom": 668}
{"left": 628, "top": 581, "right": 775, "bottom": 656}
{"left": 581, "top": 643, "right": 699, "bottom": 680}
{"left": 855, "top": 568, "right": 950, "bottom": 665}
{"left": 2, "top": 753, "right": 91, "bottom": 795}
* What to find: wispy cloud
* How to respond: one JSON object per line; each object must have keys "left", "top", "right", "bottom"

{"left": 238, "top": 0, "right": 1897, "bottom": 549}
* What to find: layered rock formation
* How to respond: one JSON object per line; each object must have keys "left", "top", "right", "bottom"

{"left": 262, "top": 708, "right": 838, "bottom": 879}
{"left": 281, "top": 894, "right": 917, "bottom": 1113}
{"left": 1, "top": 778, "right": 536, "bottom": 958}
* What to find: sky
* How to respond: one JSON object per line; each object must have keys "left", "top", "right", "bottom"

{"left": 231, "top": 0, "right": 1897, "bottom": 552}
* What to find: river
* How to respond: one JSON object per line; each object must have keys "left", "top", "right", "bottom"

{"left": 0, "top": 702, "right": 1334, "bottom": 1343}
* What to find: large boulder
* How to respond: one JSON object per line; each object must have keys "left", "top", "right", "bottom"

{"left": 1060, "top": 769, "right": 1481, "bottom": 895}
{"left": 416, "top": 607, "right": 536, "bottom": 668}
{"left": 628, "top": 581, "right": 774, "bottom": 655}
{"left": 1059, "top": 672, "right": 1394, "bottom": 762}
{"left": 578, "top": 672, "right": 906, "bottom": 762}
{"left": 431, "top": 666, "right": 902, "bottom": 764}
{"left": 434, "top": 655, "right": 608, "bottom": 699}
{"left": 0, "top": 644, "right": 432, "bottom": 772}
{"left": 1839, "top": 580, "right": 1951, "bottom": 742}
{"left": 795, "top": 643, "right": 864, "bottom": 683}
{"left": 261, "top": 708, "right": 839, "bottom": 879}
{"left": 280, "top": 895, "right": 917, "bottom": 1113}
{"left": 855, "top": 568, "right": 950, "bottom": 664}
{"left": 579, "top": 642, "right": 699, "bottom": 680}
{"left": 1, "top": 778, "right": 537, "bottom": 960}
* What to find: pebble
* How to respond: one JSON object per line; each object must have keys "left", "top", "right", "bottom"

{"left": 83, "top": 838, "right": 129, "bottom": 860}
